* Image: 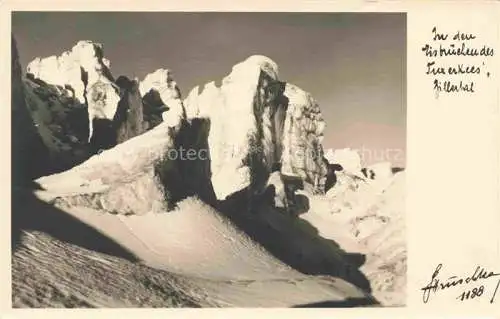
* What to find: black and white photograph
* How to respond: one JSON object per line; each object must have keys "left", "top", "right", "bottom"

{"left": 11, "top": 12, "right": 407, "bottom": 308}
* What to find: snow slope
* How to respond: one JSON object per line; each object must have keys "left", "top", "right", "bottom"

{"left": 299, "top": 170, "right": 406, "bottom": 306}
{"left": 13, "top": 188, "right": 377, "bottom": 307}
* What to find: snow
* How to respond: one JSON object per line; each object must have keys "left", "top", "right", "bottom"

{"left": 13, "top": 44, "right": 405, "bottom": 307}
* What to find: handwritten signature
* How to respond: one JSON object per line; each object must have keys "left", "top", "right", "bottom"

{"left": 420, "top": 263, "right": 500, "bottom": 303}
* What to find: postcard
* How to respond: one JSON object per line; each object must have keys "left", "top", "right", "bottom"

{"left": 1, "top": 1, "right": 499, "bottom": 318}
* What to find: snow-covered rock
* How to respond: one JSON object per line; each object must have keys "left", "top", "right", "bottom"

{"left": 41, "top": 53, "right": 328, "bottom": 211}
{"left": 26, "top": 41, "right": 121, "bottom": 143}
{"left": 280, "top": 83, "right": 327, "bottom": 193}
{"left": 139, "top": 68, "right": 179, "bottom": 98}
{"left": 27, "top": 41, "right": 115, "bottom": 105}
{"left": 183, "top": 55, "right": 328, "bottom": 201}
{"left": 33, "top": 94, "right": 215, "bottom": 215}
{"left": 20, "top": 41, "right": 165, "bottom": 171}
{"left": 26, "top": 41, "right": 121, "bottom": 142}
{"left": 23, "top": 41, "right": 118, "bottom": 160}
{"left": 139, "top": 68, "right": 185, "bottom": 131}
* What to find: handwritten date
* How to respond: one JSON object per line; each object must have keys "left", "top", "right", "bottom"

{"left": 456, "top": 285, "right": 484, "bottom": 301}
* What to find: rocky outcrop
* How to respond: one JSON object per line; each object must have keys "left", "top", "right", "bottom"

{"left": 140, "top": 68, "right": 185, "bottom": 130}
{"left": 183, "top": 55, "right": 328, "bottom": 206}
{"left": 32, "top": 54, "right": 329, "bottom": 214}
{"left": 137, "top": 68, "right": 215, "bottom": 204}
{"left": 114, "top": 76, "right": 148, "bottom": 144}
{"left": 23, "top": 75, "right": 92, "bottom": 172}
{"left": 11, "top": 35, "right": 51, "bottom": 184}
{"left": 22, "top": 41, "right": 121, "bottom": 170}
{"left": 20, "top": 41, "right": 168, "bottom": 172}
{"left": 26, "top": 41, "right": 121, "bottom": 144}
{"left": 281, "top": 83, "right": 327, "bottom": 193}
{"left": 34, "top": 83, "right": 214, "bottom": 214}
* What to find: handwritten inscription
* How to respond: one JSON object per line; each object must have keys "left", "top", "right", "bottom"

{"left": 421, "top": 27, "right": 495, "bottom": 98}
{"left": 420, "top": 263, "right": 500, "bottom": 304}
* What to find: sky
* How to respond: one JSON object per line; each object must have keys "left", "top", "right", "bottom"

{"left": 12, "top": 12, "right": 406, "bottom": 166}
